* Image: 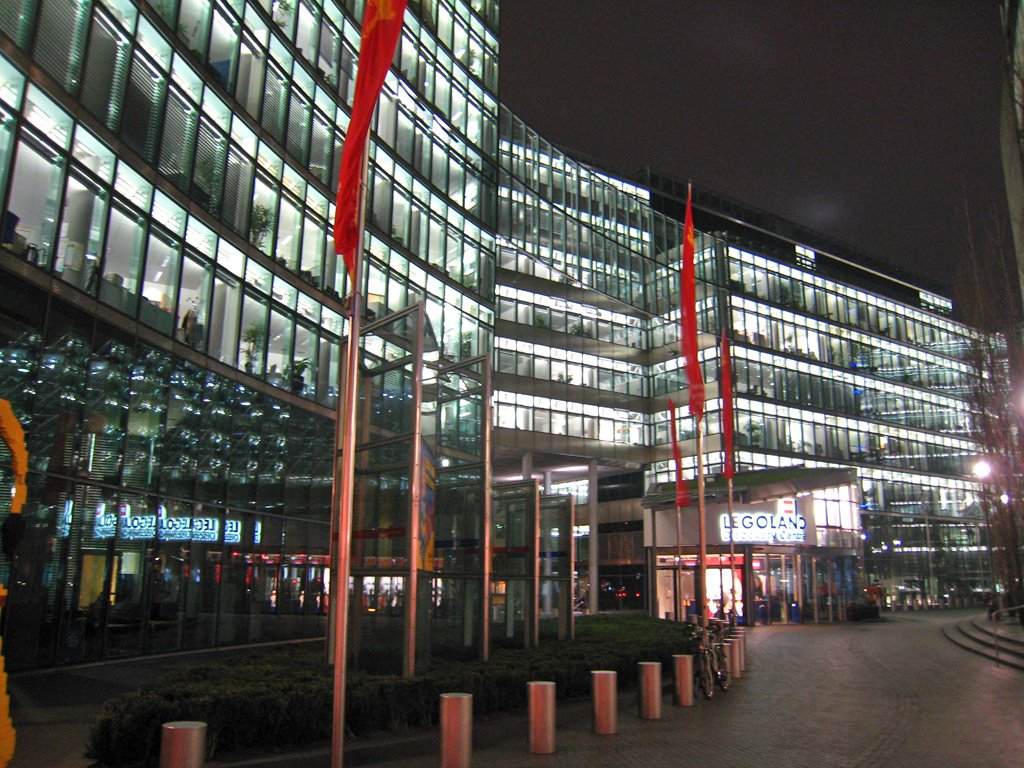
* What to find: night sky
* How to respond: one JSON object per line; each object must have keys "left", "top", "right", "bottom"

{"left": 498, "top": 1, "right": 1010, "bottom": 297}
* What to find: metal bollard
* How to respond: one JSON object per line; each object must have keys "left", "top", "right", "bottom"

{"left": 439, "top": 693, "right": 472, "bottom": 768}
{"left": 160, "top": 721, "right": 206, "bottom": 768}
{"left": 672, "top": 654, "right": 694, "bottom": 707}
{"left": 638, "top": 662, "right": 662, "bottom": 720}
{"left": 527, "top": 681, "right": 556, "bottom": 754}
{"left": 731, "top": 630, "right": 745, "bottom": 673}
{"left": 728, "top": 640, "right": 741, "bottom": 680}
{"left": 591, "top": 670, "right": 617, "bottom": 734}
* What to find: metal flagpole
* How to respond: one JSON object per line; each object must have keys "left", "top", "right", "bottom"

{"left": 696, "top": 423, "right": 706, "bottom": 628}
{"left": 330, "top": 142, "right": 370, "bottom": 768}
{"left": 728, "top": 476, "right": 736, "bottom": 618}
{"left": 675, "top": 499, "right": 684, "bottom": 621}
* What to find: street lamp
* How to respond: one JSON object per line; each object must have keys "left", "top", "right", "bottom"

{"left": 972, "top": 458, "right": 997, "bottom": 598}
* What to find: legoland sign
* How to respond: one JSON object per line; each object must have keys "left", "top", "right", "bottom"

{"left": 720, "top": 498, "right": 807, "bottom": 545}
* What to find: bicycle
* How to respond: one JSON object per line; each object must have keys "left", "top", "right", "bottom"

{"left": 708, "top": 618, "right": 731, "bottom": 691}
{"left": 691, "top": 626, "right": 716, "bottom": 699}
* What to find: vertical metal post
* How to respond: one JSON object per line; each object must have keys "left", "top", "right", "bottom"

{"left": 812, "top": 557, "right": 819, "bottom": 624}
{"left": 405, "top": 303, "right": 426, "bottom": 678}
{"left": 330, "top": 141, "right": 370, "bottom": 768}
{"left": 481, "top": 357, "right": 492, "bottom": 661}
{"left": 638, "top": 662, "right": 662, "bottom": 720}
{"left": 674, "top": 501, "right": 683, "bottom": 621}
{"left": 727, "top": 476, "right": 736, "bottom": 619}
{"left": 591, "top": 670, "right": 617, "bottom": 734}
{"left": 696, "top": 425, "right": 707, "bottom": 627}
{"left": 439, "top": 693, "right": 472, "bottom": 768}
{"left": 160, "top": 721, "right": 206, "bottom": 768}
{"left": 527, "top": 681, "right": 556, "bottom": 754}
{"left": 588, "top": 460, "right": 599, "bottom": 615}
{"left": 673, "top": 654, "right": 694, "bottom": 706}
{"left": 728, "top": 639, "right": 741, "bottom": 680}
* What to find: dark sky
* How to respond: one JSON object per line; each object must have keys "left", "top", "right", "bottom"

{"left": 498, "top": 1, "right": 1011, "bottom": 295}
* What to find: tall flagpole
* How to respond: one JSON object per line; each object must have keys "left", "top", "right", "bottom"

{"left": 668, "top": 400, "right": 688, "bottom": 622}
{"left": 728, "top": 477, "right": 736, "bottom": 616}
{"left": 719, "top": 331, "right": 737, "bottom": 621}
{"left": 696, "top": 423, "right": 706, "bottom": 627}
{"left": 328, "top": 5, "right": 407, "bottom": 764}
{"left": 330, "top": 143, "right": 369, "bottom": 768}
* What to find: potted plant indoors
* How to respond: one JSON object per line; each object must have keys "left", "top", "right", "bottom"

{"left": 287, "top": 358, "right": 310, "bottom": 393}
{"left": 249, "top": 204, "right": 273, "bottom": 249}
{"left": 241, "top": 321, "right": 265, "bottom": 373}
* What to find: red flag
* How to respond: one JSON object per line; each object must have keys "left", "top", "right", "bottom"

{"left": 721, "top": 332, "right": 734, "bottom": 478}
{"left": 333, "top": 0, "right": 408, "bottom": 287}
{"left": 667, "top": 399, "right": 690, "bottom": 507}
{"left": 680, "top": 184, "right": 705, "bottom": 419}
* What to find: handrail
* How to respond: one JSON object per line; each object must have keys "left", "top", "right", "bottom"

{"left": 990, "top": 604, "right": 1024, "bottom": 666}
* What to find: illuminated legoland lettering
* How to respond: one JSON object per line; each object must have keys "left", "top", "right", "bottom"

{"left": 225, "top": 519, "right": 242, "bottom": 544}
{"left": 93, "top": 502, "right": 116, "bottom": 539}
{"left": 190, "top": 517, "right": 219, "bottom": 542}
{"left": 120, "top": 514, "right": 157, "bottom": 540}
{"left": 720, "top": 500, "right": 807, "bottom": 545}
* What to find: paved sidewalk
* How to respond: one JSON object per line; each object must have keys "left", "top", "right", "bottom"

{"left": 9, "top": 610, "right": 1024, "bottom": 768}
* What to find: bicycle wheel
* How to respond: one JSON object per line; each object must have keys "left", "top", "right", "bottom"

{"left": 699, "top": 650, "right": 715, "bottom": 699}
{"left": 716, "top": 644, "right": 731, "bottom": 691}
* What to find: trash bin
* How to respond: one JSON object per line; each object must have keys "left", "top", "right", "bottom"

{"left": 790, "top": 602, "right": 800, "bottom": 623}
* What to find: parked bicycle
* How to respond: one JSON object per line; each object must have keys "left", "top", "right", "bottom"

{"left": 708, "top": 618, "right": 732, "bottom": 691}
{"left": 692, "top": 625, "right": 716, "bottom": 699}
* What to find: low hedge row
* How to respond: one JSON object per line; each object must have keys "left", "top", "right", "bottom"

{"left": 87, "top": 614, "right": 697, "bottom": 767}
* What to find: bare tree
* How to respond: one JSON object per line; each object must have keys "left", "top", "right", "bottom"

{"left": 956, "top": 202, "right": 1024, "bottom": 624}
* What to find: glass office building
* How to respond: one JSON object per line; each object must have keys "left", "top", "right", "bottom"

{"left": 0, "top": 0, "right": 990, "bottom": 670}
{"left": 493, "top": 116, "right": 988, "bottom": 619}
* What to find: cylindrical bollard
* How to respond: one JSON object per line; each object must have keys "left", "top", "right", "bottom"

{"left": 160, "top": 721, "right": 206, "bottom": 768}
{"left": 591, "top": 670, "right": 617, "bottom": 734}
{"left": 638, "top": 662, "right": 662, "bottom": 720}
{"left": 440, "top": 693, "right": 472, "bottom": 768}
{"left": 672, "top": 654, "right": 694, "bottom": 707}
{"left": 527, "top": 681, "right": 556, "bottom": 754}
{"left": 728, "top": 640, "right": 741, "bottom": 680}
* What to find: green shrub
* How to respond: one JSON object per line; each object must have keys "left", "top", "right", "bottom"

{"left": 87, "top": 615, "right": 696, "bottom": 766}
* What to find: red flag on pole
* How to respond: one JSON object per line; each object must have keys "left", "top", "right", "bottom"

{"left": 680, "top": 184, "right": 705, "bottom": 420}
{"left": 720, "top": 331, "right": 734, "bottom": 479}
{"left": 667, "top": 399, "right": 690, "bottom": 507}
{"left": 333, "top": 0, "right": 408, "bottom": 287}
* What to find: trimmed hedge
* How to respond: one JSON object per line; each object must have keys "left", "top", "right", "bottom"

{"left": 87, "top": 614, "right": 697, "bottom": 767}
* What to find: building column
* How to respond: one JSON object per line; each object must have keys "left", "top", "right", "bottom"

{"left": 522, "top": 451, "right": 533, "bottom": 482}
{"left": 588, "top": 460, "right": 598, "bottom": 615}
{"left": 543, "top": 470, "right": 552, "bottom": 495}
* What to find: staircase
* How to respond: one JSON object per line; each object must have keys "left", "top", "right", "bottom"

{"left": 942, "top": 615, "right": 1024, "bottom": 671}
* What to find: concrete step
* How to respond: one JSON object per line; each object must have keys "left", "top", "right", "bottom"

{"left": 969, "top": 617, "right": 1024, "bottom": 651}
{"left": 942, "top": 618, "right": 1024, "bottom": 671}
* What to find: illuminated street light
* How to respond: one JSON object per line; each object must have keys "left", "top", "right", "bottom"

{"left": 973, "top": 459, "right": 992, "bottom": 480}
